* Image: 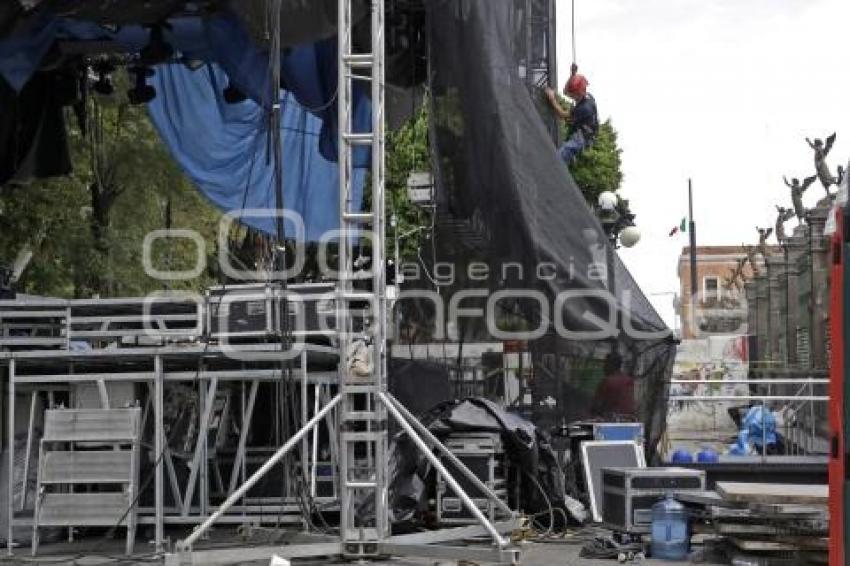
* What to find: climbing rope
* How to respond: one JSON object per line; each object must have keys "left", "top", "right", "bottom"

{"left": 571, "top": 0, "right": 577, "bottom": 66}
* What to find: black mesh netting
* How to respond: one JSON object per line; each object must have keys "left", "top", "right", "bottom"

{"left": 393, "top": 0, "right": 676, "bottom": 462}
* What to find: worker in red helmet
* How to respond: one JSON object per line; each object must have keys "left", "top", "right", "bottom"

{"left": 545, "top": 63, "right": 599, "bottom": 164}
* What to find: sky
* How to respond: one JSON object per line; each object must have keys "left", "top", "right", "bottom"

{"left": 555, "top": 0, "right": 850, "bottom": 328}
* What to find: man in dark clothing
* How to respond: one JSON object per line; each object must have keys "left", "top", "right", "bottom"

{"left": 545, "top": 64, "right": 599, "bottom": 164}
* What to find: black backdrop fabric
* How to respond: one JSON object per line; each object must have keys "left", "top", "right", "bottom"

{"left": 423, "top": 0, "right": 675, "bottom": 459}
{"left": 388, "top": 358, "right": 452, "bottom": 420}
{"left": 0, "top": 72, "right": 72, "bottom": 186}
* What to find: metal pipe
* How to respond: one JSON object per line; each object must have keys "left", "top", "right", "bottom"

{"left": 383, "top": 392, "right": 513, "bottom": 516}
{"left": 669, "top": 379, "right": 827, "bottom": 385}
{"left": 177, "top": 394, "right": 341, "bottom": 551}
{"left": 310, "top": 384, "right": 321, "bottom": 498}
{"left": 809, "top": 381, "right": 816, "bottom": 454}
{"left": 200, "top": 374, "right": 209, "bottom": 519}
{"left": 228, "top": 380, "right": 258, "bottom": 496}
{"left": 761, "top": 398, "right": 767, "bottom": 463}
{"left": 301, "top": 350, "right": 308, "bottom": 487}
{"left": 378, "top": 392, "right": 509, "bottom": 549}
{"left": 7, "top": 358, "right": 14, "bottom": 555}
{"left": 668, "top": 395, "right": 827, "bottom": 402}
{"left": 182, "top": 377, "right": 219, "bottom": 516}
{"left": 688, "top": 179, "right": 698, "bottom": 330}
{"left": 20, "top": 391, "right": 36, "bottom": 511}
{"left": 154, "top": 355, "right": 164, "bottom": 553}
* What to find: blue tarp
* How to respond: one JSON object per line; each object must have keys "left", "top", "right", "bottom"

{"left": 0, "top": 13, "right": 370, "bottom": 167}
{"left": 728, "top": 405, "right": 777, "bottom": 455}
{"left": 0, "top": 11, "right": 370, "bottom": 239}
{"left": 148, "top": 63, "right": 365, "bottom": 241}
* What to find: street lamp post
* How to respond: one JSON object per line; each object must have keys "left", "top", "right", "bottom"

{"left": 595, "top": 191, "right": 641, "bottom": 336}
{"left": 597, "top": 191, "right": 641, "bottom": 249}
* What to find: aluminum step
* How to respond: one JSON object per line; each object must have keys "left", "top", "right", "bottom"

{"left": 38, "top": 492, "right": 132, "bottom": 527}
{"left": 40, "top": 451, "right": 133, "bottom": 484}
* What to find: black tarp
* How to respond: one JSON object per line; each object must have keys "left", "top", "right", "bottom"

{"left": 388, "top": 397, "right": 584, "bottom": 524}
{"left": 0, "top": 71, "right": 72, "bottom": 186}
{"left": 229, "top": 0, "right": 370, "bottom": 49}
{"left": 388, "top": 357, "right": 452, "bottom": 424}
{"left": 43, "top": 0, "right": 183, "bottom": 25}
{"left": 416, "top": 0, "right": 676, "bottom": 460}
{"left": 0, "top": 3, "right": 21, "bottom": 39}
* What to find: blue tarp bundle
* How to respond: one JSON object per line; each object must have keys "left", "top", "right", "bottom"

{"left": 728, "top": 405, "right": 777, "bottom": 455}
{"left": 0, "top": 11, "right": 369, "bottom": 240}
{"left": 148, "top": 63, "right": 364, "bottom": 240}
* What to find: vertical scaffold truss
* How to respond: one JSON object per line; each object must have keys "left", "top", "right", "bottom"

{"left": 167, "top": 2, "right": 520, "bottom": 563}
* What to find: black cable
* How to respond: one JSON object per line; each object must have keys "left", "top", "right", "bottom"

{"left": 523, "top": 469, "right": 554, "bottom": 538}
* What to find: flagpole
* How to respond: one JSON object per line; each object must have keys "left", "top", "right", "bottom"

{"left": 688, "top": 179, "right": 698, "bottom": 311}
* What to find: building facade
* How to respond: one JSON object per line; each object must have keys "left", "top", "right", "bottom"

{"left": 676, "top": 245, "right": 776, "bottom": 340}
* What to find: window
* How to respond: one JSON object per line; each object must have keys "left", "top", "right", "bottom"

{"left": 703, "top": 276, "right": 720, "bottom": 301}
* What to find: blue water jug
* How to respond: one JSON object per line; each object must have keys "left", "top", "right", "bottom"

{"left": 651, "top": 494, "right": 689, "bottom": 560}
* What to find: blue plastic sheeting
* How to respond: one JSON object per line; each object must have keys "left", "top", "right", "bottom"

{"left": 0, "top": 12, "right": 370, "bottom": 166}
{"left": 0, "top": 10, "right": 372, "bottom": 239}
{"left": 728, "top": 405, "right": 777, "bottom": 455}
{"left": 203, "top": 14, "right": 371, "bottom": 167}
{"left": 148, "top": 63, "right": 365, "bottom": 241}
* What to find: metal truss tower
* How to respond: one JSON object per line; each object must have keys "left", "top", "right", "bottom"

{"left": 168, "top": 2, "right": 520, "bottom": 563}
{"left": 524, "top": 0, "right": 559, "bottom": 145}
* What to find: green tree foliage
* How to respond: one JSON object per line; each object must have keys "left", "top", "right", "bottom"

{"left": 0, "top": 85, "right": 220, "bottom": 298}
{"left": 0, "top": 81, "right": 626, "bottom": 299}
{"left": 550, "top": 92, "right": 625, "bottom": 205}
{"left": 385, "top": 96, "right": 628, "bottom": 251}
{"left": 569, "top": 119, "right": 624, "bottom": 204}
{"left": 385, "top": 104, "right": 430, "bottom": 262}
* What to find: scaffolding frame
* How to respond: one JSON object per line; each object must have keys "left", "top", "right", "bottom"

{"left": 166, "top": 1, "right": 521, "bottom": 563}
{"left": 4, "top": 344, "right": 343, "bottom": 555}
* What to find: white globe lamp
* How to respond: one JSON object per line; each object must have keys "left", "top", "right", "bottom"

{"left": 619, "top": 225, "right": 641, "bottom": 248}
{"left": 598, "top": 191, "right": 618, "bottom": 212}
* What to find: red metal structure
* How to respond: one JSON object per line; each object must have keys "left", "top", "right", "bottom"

{"left": 829, "top": 205, "right": 847, "bottom": 566}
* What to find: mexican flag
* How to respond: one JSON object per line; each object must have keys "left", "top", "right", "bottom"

{"left": 669, "top": 217, "right": 687, "bottom": 237}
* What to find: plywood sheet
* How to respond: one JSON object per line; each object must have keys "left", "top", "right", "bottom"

{"left": 716, "top": 483, "right": 828, "bottom": 505}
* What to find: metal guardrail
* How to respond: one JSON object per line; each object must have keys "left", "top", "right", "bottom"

{"left": 667, "top": 376, "right": 829, "bottom": 460}
{"left": 0, "top": 283, "right": 342, "bottom": 350}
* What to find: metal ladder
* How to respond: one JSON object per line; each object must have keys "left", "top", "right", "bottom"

{"left": 337, "top": 0, "right": 388, "bottom": 557}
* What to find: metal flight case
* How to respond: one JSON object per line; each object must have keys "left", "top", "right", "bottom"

{"left": 436, "top": 433, "right": 510, "bottom": 526}
{"left": 601, "top": 466, "right": 706, "bottom": 533}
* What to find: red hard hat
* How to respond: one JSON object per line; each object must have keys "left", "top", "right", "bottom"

{"left": 566, "top": 73, "right": 588, "bottom": 97}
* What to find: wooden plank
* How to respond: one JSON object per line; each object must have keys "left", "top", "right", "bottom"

{"left": 748, "top": 502, "right": 828, "bottom": 518}
{"left": 715, "top": 523, "right": 827, "bottom": 536}
{"left": 717, "top": 523, "right": 781, "bottom": 535}
{"left": 728, "top": 536, "right": 829, "bottom": 552}
{"left": 676, "top": 490, "right": 744, "bottom": 508}
{"left": 728, "top": 538, "right": 798, "bottom": 552}
{"left": 728, "top": 551, "right": 825, "bottom": 566}
{"left": 716, "top": 483, "right": 828, "bottom": 505}
{"left": 709, "top": 506, "right": 756, "bottom": 520}
{"left": 786, "top": 536, "right": 829, "bottom": 551}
